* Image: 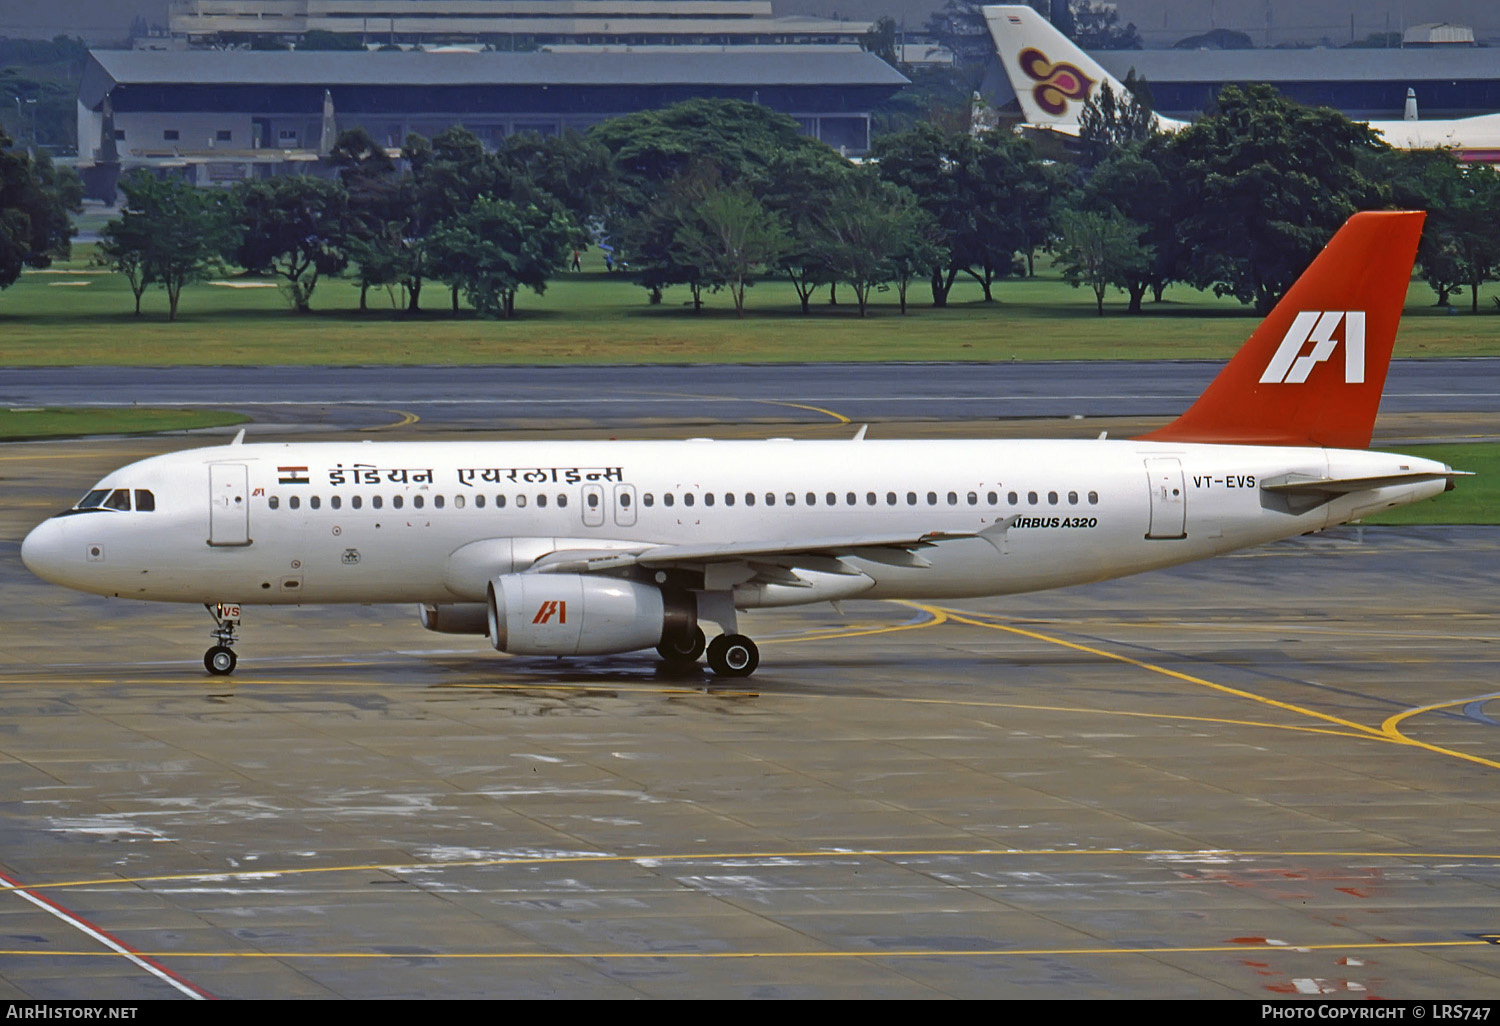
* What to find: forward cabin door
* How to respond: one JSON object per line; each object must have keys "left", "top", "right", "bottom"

{"left": 1144, "top": 457, "right": 1187, "bottom": 540}
{"left": 208, "top": 464, "right": 251, "bottom": 547}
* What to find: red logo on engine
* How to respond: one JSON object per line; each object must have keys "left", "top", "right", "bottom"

{"left": 1019, "top": 47, "right": 1095, "bottom": 116}
{"left": 532, "top": 600, "right": 567, "bottom": 624}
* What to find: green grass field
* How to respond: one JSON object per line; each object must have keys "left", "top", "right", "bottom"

{"left": 0, "top": 407, "right": 248, "bottom": 441}
{"left": 1359, "top": 442, "right": 1498, "bottom": 525}
{"left": 2, "top": 245, "right": 1497, "bottom": 365}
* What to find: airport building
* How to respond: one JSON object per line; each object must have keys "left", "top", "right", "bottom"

{"left": 161, "top": 0, "right": 873, "bottom": 49}
{"left": 76, "top": 45, "right": 907, "bottom": 190}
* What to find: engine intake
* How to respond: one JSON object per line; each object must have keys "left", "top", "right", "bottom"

{"left": 486, "top": 574, "right": 694, "bottom": 656}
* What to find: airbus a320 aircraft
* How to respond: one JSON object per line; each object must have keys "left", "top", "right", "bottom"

{"left": 985, "top": 4, "right": 1500, "bottom": 162}
{"left": 21, "top": 211, "right": 1460, "bottom": 678}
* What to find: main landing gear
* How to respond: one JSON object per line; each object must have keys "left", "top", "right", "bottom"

{"left": 204, "top": 603, "right": 240, "bottom": 676}
{"left": 656, "top": 626, "right": 759, "bottom": 678}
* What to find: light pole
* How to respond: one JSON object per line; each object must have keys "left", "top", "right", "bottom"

{"left": 14, "top": 97, "right": 36, "bottom": 149}
{"left": 25, "top": 97, "right": 37, "bottom": 150}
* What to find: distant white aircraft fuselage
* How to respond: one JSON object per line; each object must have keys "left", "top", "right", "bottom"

{"left": 985, "top": 5, "right": 1500, "bottom": 161}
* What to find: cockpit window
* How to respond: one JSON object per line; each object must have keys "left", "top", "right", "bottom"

{"left": 102, "top": 489, "right": 132, "bottom": 511}
{"left": 134, "top": 489, "right": 155, "bottom": 512}
{"left": 77, "top": 489, "right": 110, "bottom": 509}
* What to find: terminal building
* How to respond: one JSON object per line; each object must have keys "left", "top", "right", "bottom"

{"left": 160, "top": 0, "right": 873, "bottom": 49}
{"left": 76, "top": 45, "right": 907, "bottom": 192}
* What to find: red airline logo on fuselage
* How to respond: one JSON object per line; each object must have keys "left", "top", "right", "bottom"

{"left": 533, "top": 601, "right": 567, "bottom": 625}
{"left": 1260, "top": 311, "right": 1366, "bottom": 385}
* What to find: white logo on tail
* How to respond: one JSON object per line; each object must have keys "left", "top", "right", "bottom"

{"left": 1260, "top": 311, "right": 1366, "bottom": 384}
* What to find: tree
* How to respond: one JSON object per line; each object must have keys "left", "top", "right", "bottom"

{"left": 861, "top": 16, "right": 901, "bottom": 69}
{"left": 1055, "top": 208, "right": 1152, "bottom": 315}
{"left": 100, "top": 171, "right": 236, "bottom": 320}
{"left": 817, "top": 173, "right": 938, "bottom": 317}
{"left": 1077, "top": 72, "right": 1158, "bottom": 167}
{"left": 1071, "top": 1, "right": 1142, "bottom": 49}
{"left": 673, "top": 183, "right": 788, "bottom": 318}
{"left": 230, "top": 175, "right": 349, "bottom": 313}
{"left": 1166, "top": 84, "right": 1384, "bottom": 314}
{"left": 425, "top": 196, "right": 575, "bottom": 318}
{"left": 0, "top": 128, "right": 80, "bottom": 293}
{"left": 1079, "top": 138, "right": 1179, "bottom": 310}
{"left": 329, "top": 127, "right": 403, "bottom": 310}
{"left": 762, "top": 150, "right": 853, "bottom": 313}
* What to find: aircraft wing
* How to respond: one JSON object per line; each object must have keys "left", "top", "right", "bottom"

{"left": 528, "top": 527, "right": 1005, "bottom": 575}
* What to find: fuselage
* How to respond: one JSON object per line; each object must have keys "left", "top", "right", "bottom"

{"left": 20, "top": 436, "right": 1450, "bottom": 608}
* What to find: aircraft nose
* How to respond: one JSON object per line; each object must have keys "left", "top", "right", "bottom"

{"left": 20, "top": 518, "right": 69, "bottom": 585}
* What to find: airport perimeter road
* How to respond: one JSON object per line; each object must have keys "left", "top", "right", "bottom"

{"left": 3, "top": 359, "right": 1499, "bottom": 432}
{"left": 0, "top": 435, "right": 1498, "bottom": 999}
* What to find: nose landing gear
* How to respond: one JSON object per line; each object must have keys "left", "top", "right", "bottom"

{"left": 205, "top": 603, "right": 241, "bottom": 676}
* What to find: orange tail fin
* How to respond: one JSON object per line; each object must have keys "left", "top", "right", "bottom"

{"left": 1139, "top": 210, "right": 1425, "bottom": 450}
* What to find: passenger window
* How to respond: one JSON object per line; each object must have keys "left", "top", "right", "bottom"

{"left": 927, "top": 492, "right": 937, "bottom": 505}
{"left": 1088, "top": 491, "right": 1099, "bottom": 505}
{"left": 331, "top": 495, "right": 341, "bottom": 510}
{"left": 704, "top": 493, "right": 715, "bottom": 506}
{"left": 785, "top": 493, "right": 795, "bottom": 506}
{"left": 826, "top": 492, "right": 836, "bottom": 506}
{"left": 643, "top": 493, "right": 654, "bottom": 507}
{"left": 515, "top": 494, "right": 526, "bottom": 508}
{"left": 967, "top": 492, "right": 977, "bottom": 505}
{"left": 1008, "top": 491, "right": 1018, "bottom": 505}
{"left": 104, "top": 489, "right": 131, "bottom": 511}
{"left": 289, "top": 496, "right": 301, "bottom": 510}
{"left": 744, "top": 493, "right": 755, "bottom": 506}
{"left": 557, "top": 494, "right": 567, "bottom": 508}
{"left": 1068, "top": 491, "right": 1078, "bottom": 505}
{"left": 393, "top": 495, "right": 404, "bottom": 509}
{"left": 537, "top": 494, "right": 547, "bottom": 508}
{"left": 587, "top": 492, "right": 600, "bottom": 508}
{"left": 664, "top": 493, "right": 674, "bottom": 507}
{"left": 454, "top": 495, "right": 464, "bottom": 509}
{"left": 987, "top": 491, "right": 997, "bottom": 505}
{"left": 1048, "top": 491, "right": 1058, "bottom": 505}
{"left": 866, "top": 492, "right": 876, "bottom": 505}
{"left": 907, "top": 492, "right": 917, "bottom": 505}
{"left": 765, "top": 493, "right": 775, "bottom": 506}
{"left": 411, "top": 495, "right": 422, "bottom": 509}
{"left": 724, "top": 493, "right": 734, "bottom": 506}
{"left": 683, "top": 493, "right": 694, "bottom": 507}
{"left": 806, "top": 492, "right": 816, "bottom": 506}
{"left": 946, "top": 492, "right": 957, "bottom": 506}
{"left": 473, "top": 494, "right": 482, "bottom": 509}
{"left": 311, "top": 496, "right": 321, "bottom": 510}
{"left": 846, "top": 492, "right": 856, "bottom": 505}
{"left": 373, "top": 495, "right": 383, "bottom": 509}
{"left": 495, "top": 494, "right": 505, "bottom": 508}
{"left": 1027, "top": 492, "right": 1038, "bottom": 505}
{"left": 134, "top": 489, "right": 155, "bottom": 512}
{"left": 886, "top": 492, "right": 896, "bottom": 506}
{"left": 353, "top": 495, "right": 363, "bottom": 509}
{"left": 269, "top": 495, "right": 279, "bottom": 510}
{"left": 434, "top": 495, "right": 444, "bottom": 509}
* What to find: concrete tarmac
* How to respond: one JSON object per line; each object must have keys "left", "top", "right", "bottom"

{"left": 1, "top": 423, "right": 1498, "bottom": 999}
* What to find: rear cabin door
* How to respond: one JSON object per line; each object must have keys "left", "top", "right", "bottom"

{"left": 1144, "top": 457, "right": 1187, "bottom": 540}
{"left": 208, "top": 464, "right": 251, "bottom": 546}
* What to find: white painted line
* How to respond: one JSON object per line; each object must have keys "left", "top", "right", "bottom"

{"left": 0, "top": 869, "right": 209, "bottom": 999}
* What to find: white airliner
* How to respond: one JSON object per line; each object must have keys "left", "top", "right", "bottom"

{"left": 21, "top": 211, "right": 1460, "bottom": 678}
{"left": 985, "top": 5, "right": 1500, "bottom": 162}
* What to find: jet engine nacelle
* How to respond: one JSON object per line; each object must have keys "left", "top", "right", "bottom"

{"left": 418, "top": 602, "right": 490, "bottom": 635}
{"left": 486, "top": 574, "right": 694, "bottom": 656}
